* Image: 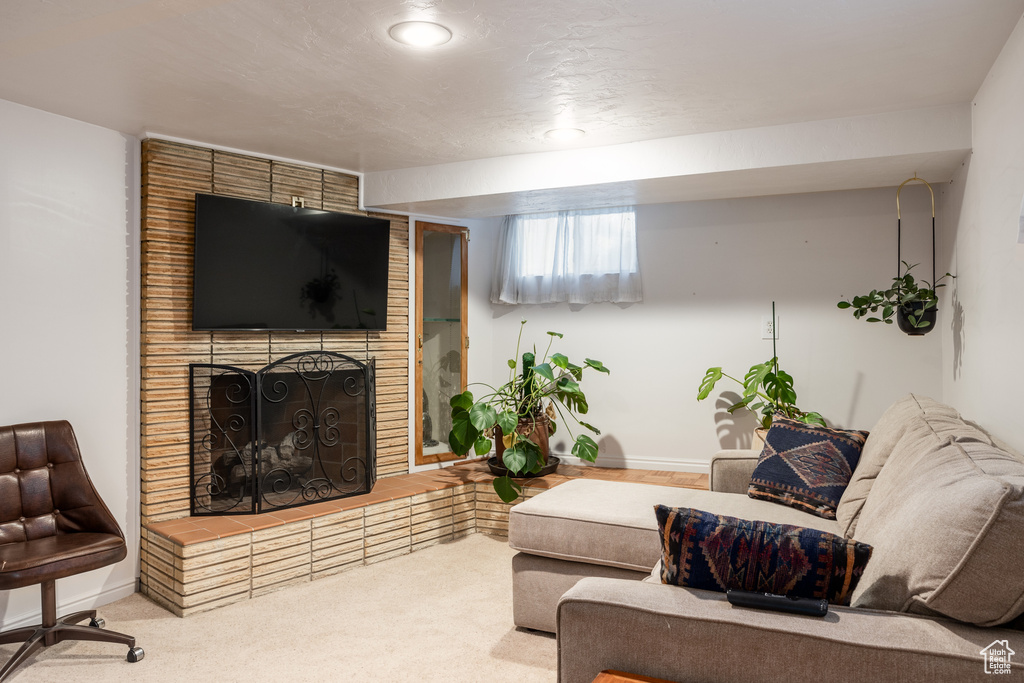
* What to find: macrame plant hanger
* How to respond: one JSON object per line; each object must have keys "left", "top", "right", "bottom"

{"left": 895, "top": 174, "right": 938, "bottom": 336}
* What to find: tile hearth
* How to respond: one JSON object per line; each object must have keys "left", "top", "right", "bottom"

{"left": 140, "top": 461, "right": 708, "bottom": 616}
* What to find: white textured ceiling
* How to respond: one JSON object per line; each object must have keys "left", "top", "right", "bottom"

{"left": 1, "top": 0, "right": 1021, "bottom": 213}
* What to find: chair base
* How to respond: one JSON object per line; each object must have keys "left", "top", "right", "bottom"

{"left": 0, "top": 581, "right": 142, "bottom": 682}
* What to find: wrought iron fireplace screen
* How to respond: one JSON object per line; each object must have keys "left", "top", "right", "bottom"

{"left": 189, "top": 352, "right": 376, "bottom": 515}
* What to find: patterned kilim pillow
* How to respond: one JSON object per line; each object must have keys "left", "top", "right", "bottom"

{"left": 654, "top": 505, "right": 872, "bottom": 605}
{"left": 748, "top": 416, "right": 869, "bottom": 519}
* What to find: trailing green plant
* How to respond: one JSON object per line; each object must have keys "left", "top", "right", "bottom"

{"left": 837, "top": 261, "right": 954, "bottom": 330}
{"left": 447, "top": 320, "right": 608, "bottom": 503}
{"left": 697, "top": 357, "right": 825, "bottom": 430}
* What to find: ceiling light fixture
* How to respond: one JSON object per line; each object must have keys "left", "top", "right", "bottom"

{"left": 388, "top": 21, "right": 452, "bottom": 48}
{"left": 544, "top": 128, "right": 586, "bottom": 142}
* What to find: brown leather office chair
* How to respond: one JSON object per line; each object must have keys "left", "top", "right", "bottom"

{"left": 0, "top": 421, "right": 143, "bottom": 680}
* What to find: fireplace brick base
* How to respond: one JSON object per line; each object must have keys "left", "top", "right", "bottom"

{"left": 140, "top": 471, "right": 538, "bottom": 616}
{"left": 139, "top": 462, "right": 707, "bottom": 617}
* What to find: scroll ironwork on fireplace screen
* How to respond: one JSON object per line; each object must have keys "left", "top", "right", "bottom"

{"left": 189, "top": 351, "right": 376, "bottom": 515}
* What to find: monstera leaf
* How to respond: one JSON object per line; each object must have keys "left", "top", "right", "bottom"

{"left": 742, "top": 361, "right": 772, "bottom": 397}
{"left": 697, "top": 367, "right": 723, "bottom": 401}
{"left": 572, "top": 434, "right": 599, "bottom": 463}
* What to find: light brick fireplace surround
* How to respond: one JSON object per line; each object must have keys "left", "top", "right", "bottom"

{"left": 138, "top": 139, "right": 417, "bottom": 615}
{"left": 137, "top": 139, "right": 707, "bottom": 617}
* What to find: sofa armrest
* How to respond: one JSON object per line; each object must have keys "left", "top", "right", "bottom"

{"left": 708, "top": 449, "right": 760, "bottom": 493}
{"left": 557, "top": 578, "right": 1022, "bottom": 683}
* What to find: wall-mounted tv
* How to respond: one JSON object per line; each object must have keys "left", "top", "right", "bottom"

{"left": 192, "top": 194, "right": 391, "bottom": 332}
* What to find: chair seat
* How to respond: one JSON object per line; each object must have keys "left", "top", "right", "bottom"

{"left": 0, "top": 533, "right": 126, "bottom": 590}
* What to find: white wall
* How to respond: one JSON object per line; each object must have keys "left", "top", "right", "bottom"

{"left": 469, "top": 188, "right": 943, "bottom": 472}
{"left": 0, "top": 99, "right": 138, "bottom": 626}
{"left": 939, "top": 14, "right": 1024, "bottom": 453}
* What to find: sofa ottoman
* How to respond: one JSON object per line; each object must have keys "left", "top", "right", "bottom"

{"left": 508, "top": 478, "right": 837, "bottom": 632}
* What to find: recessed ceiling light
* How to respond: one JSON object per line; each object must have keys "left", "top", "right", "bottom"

{"left": 544, "top": 128, "right": 586, "bottom": 142}
{"left": 388, "top": 21, "right": 452, "bottom": 48}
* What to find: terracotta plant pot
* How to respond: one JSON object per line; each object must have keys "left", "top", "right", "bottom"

{"left": 493, "top": 414, "right": 552, "bottom": 475}
{"left": 751, "top": 427, "right": 769, "bottom": 452}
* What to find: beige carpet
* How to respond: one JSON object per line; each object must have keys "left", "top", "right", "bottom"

{"left": 2, "top": 534, "right": 556, "bottom": 682}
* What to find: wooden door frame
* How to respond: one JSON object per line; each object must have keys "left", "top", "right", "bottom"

{"left": 414, "top": 221, "right": 469, "bottom": 466}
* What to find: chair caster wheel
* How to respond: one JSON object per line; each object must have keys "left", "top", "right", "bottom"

{"left": 89, "top": 617, "right": 105, "bottom": 628}
{"left": 127, "top": 646, "right": 145, "bottom": 663}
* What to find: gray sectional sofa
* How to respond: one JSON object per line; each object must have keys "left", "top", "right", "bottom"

{"left": 507, "top": 394, "right": 1024, "bottom": 682}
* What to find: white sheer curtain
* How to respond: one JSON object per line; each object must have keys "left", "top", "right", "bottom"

{"left": 490, "top": 207, "right": 643, "bottom": 304}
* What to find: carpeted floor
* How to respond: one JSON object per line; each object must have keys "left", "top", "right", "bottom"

{"left": 1, "top": 534, "right": 556, "bottom": 682}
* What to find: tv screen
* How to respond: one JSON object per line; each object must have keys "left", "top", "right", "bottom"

{"left": 192, "top": 194, "right": 391, "bottom": 332}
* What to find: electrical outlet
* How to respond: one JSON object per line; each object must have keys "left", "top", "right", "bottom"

{"left": 761, "top": 316, "right": 778, "bottom": 340}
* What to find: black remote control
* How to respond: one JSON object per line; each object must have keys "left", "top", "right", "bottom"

{"left": 726, "top": 590, "right": 829, "bottom": 617}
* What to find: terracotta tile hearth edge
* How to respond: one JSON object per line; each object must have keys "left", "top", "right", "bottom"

{"left": 144, "top": 462, "right": 708, "bottom": 546}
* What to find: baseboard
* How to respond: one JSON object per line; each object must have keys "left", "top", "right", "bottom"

{"left": 554, "top": 452, "right": 710, "bottom": 474}
{"left": 1, "top": 579, "right": 137, "bottom": 630}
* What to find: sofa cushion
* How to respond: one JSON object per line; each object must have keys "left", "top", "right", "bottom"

{"left": 836, "top": 394, "right": 996, "bottom": 537}
{"left": 851, "top": 437, "right": 1024, "bottom": 626}
{"left": 747, "top": 417, "right": 869, "bottom": 520}
{"left": 557, "top": 578, "right": 1024, "bottom": 683}
{"left": 655, "top": 505, "right": 872, "bottom": 604}
{"left": 508, "top": 479, "right": 838, "bottom": 573}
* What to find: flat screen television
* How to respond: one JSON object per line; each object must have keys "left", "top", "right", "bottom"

{"left": 192, "top": 194, "right": 391, "bottom": 331}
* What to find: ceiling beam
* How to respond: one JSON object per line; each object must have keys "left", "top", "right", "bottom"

{"left": 363, "top": 104, "right": 971, "bottom": 218}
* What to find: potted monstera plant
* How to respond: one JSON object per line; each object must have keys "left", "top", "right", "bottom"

{"left": 447, "top": 320, "right": 608, "bottom": 503}
{"left": 837, "top": 261, "right": 954, "bottom": 336}
{"left": 697, "top": 356, "right": 825, "bottom": 439}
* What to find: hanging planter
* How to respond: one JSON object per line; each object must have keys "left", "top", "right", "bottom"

{"left": 837, "top": 176, "right": 954, "bottom": 336}
{"left": 897, "top": 300, "right": 938, "bottom": 336}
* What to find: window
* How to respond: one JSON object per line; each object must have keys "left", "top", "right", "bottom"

{"left": 490, "top": 206, "right": 643, "bottom": 304}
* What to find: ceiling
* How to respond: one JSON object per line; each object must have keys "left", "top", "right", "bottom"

{"left": 1, "top": 0, "right": 1022, "bottom": 214}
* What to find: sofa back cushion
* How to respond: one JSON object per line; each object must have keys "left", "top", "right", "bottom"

{"left": 850, "top": 436, "right": 1024, "bottom": 626}
{"left": 836, "top": 394, "right": 994, "bottom": 537}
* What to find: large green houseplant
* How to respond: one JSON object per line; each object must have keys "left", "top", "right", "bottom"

{"left": 697, "top": 357, "right": 825, "bottom": 430}
{"left": 837, "top": 261, "right": 954, "bottom": 335}
{"left": 447, "top": 321, "right": 608, "bottom": 503}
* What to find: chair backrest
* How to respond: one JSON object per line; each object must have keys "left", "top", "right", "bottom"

{"left": 0, "top": 421, "right": 123, "bottom": 546}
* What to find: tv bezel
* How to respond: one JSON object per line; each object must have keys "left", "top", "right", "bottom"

{"left": 190, "top": 193, "right": 392, "bottom": 333}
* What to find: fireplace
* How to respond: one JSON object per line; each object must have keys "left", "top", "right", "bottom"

{"left": 189, "top": 352, "right": 376, "bottom": 515}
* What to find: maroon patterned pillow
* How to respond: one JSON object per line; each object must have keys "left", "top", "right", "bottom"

{"left": 748, "top": 417, "right": 869, "bottom": 519}
{"left": 655, "top": 505, "right": 872, "bottom": 604}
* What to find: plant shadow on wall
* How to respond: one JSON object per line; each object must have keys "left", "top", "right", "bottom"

{"left": 595, "top": 434, "right": 625, "bottom": 459}
{"left": 952, "top": 284, "right": 965, "bottom": 380}
{"left": 446, "top": 321, "right": 609, "bottom": 503}
{"left": 713, "top": 391, "right": 759, "bottom": 449}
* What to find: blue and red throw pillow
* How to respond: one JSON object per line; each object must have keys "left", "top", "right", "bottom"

{"left": 654, "top": 505, "right": 872, "bottom": 605}
{"left": 748, "top": 416, "right": 869, "bottom": 519}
